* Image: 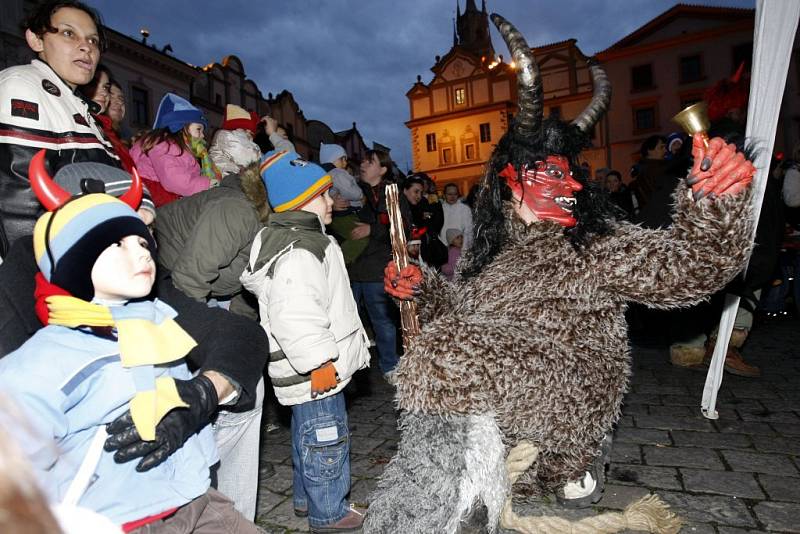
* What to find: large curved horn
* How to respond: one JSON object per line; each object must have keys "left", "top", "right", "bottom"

{"left": 490, "top": 13, "right": 542, "bottom": 140}
{"left": 119, "top": 165, "right": 144, "bottom": 210}
{"left": 571, "top": 58, "right": 612, "bottom": 133}
{"left": 29, "top": 149, "right": 71, "bottom": 211}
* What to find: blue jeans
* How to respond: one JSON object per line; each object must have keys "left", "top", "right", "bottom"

{"left": 291, "top": 392, "right": 351, "bottom": 527}
{"left": 351, "top": 281, "right": 399, "bottom": 373}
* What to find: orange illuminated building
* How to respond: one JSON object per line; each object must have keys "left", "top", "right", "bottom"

{"left": 406, "top": 0, "right": 602, "bottom": 193}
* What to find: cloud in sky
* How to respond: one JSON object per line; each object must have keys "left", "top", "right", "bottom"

{"left": 87, "top": 0, "right": 755, "bottom": 171}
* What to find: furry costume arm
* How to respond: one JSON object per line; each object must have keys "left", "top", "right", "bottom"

{"left": 598, "top": 181, "right": 754, "bottom": 307}
{"left": 415, "top": 264, "right": 464, "bottom": 323}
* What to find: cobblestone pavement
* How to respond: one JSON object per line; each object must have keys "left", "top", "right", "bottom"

{"left": 254, "top": 315, "right": 800, "bottom": 533}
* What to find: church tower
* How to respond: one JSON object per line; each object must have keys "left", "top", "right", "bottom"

{"left": 456, "top": 0, "right": 494, "bottom": 60}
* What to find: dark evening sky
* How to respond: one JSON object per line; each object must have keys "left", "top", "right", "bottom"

{"left": 87, "top": 0, "right": 755, "bottom": 170}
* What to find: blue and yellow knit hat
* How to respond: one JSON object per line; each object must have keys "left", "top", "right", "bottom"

{"left": 260, "top": 150, "right": 332, "bottom": 212}
{"left": 33, "top": 194, "right": 156, "bottom": 301}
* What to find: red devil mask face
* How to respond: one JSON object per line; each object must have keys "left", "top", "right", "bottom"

{"left": 500, "top": 155, "right": 583, "bottom": 227}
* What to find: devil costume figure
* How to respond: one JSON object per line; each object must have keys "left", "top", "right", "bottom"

{"left": 365, "top": 14, "right": 756, "bottom": 534}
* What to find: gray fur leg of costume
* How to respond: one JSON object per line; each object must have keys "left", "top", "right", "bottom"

{"left": 365, "top": 413, "right": 507, "bottom": 534}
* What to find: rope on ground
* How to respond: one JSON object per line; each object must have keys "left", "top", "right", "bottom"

{"left": 499, "top": 441, "right": 683, "bottom": 534}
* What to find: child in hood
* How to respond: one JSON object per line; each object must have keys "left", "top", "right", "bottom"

{"left": 209, "top": 104, "right": 262, "bottom": 177}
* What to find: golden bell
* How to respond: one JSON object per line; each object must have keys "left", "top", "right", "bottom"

{"left": 671, "top": 101, "right": 710, "bottom": 138}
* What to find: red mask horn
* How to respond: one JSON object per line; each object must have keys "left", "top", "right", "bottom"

{"left": 119, "top": 165, "right": 143, "bottom": 210}
{"left": 29, "top": 149, "right": 71, "bottom": 211}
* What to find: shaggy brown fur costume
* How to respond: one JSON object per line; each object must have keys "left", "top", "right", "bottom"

{"left": 394, "top": 183, "right": 753, "bottom": 494}
{"left": 366, "top": 14, "right": 754, "bottom": 534}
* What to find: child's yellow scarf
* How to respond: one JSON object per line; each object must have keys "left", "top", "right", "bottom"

{"left": 46, "top": 295, "right": 197, "bottom": 441}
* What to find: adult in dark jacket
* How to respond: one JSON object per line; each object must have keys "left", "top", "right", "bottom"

{"left": 155, "top": 163, "right": 268, "bottom": 318}
{"left": 629, "top": 135, "right": 669, "bottom": 210}
{"left": 348, "top": 149, "right": 408, "bottom": 376}
{"left": 404, "top": 174, "right": 447, "bottom": 268}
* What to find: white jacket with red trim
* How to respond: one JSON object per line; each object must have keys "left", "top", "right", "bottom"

{"left": 0, "top": 59, "right": 120, "bottom": 257}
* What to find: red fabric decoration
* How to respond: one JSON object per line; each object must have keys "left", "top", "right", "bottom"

{"left": 95, "top": 114, "right": 136, "bottom": 174}
{"left": 705, "top": 62, "right": 749, "bottom": 122}
{"left": 141, "top": 176, "right": 181, "bottom": 207}
{"left": 33, "top": 272, "right": 71, "bottom": 325}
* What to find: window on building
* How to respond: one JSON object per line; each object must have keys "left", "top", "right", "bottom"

{"left": 633, "top": 105, "right": 657, "bottom": 132}
{"left": 215, "top": 93, "right": 222, "bottom": 106}
{"left": 454, "top": 87, "right": 465, "bottom": 105}
{"left": 464, "top": 144, "right": 476, "bottom": 160}
{"left": 426, "top": 133, "right": 437, "bottom": 152}
{"left": 549, "top": 106, "right": 562, "bottom": 119}
{"left": 732, "top": 42, "right": 753, "bottom": 74}
{"left": 631, "top": 64, "right": 654, "bottom": 91}
{"left": 442, "top": 147, "right": 454, "bottom": 164}
{"left": 479, "top": 123, "right": 491, "bottom": 143}
{"left": 131, "top": 86, "right": 149, "bottom": 127}
{"left": 679, "top": 54, "right": 703, "bottom": 83}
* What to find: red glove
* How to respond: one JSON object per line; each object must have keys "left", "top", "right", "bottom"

{"left": 686, "top": 133, "right": 755, "bottom": 199}
{"left": 310, "top": 362, "right": 338, "bottom": 399}
{"left": 383, "top": 260, "right": 423, "bottom": 300}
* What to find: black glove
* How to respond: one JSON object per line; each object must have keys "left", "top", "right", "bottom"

{"left": 104, "top": 374, "right": 219, "bottom": 472}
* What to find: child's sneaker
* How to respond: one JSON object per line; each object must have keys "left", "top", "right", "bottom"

{"left": 310, "top": 504, "right": 366, "bottom": 533}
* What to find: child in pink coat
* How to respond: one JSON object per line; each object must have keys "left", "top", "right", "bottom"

{"left": 440, "top": 228, "right": 463, "bottom": 280}
{"left": 130, "top": 93, "right": 217, "bottom": 205}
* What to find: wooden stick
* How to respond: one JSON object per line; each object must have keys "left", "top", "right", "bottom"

{"left": 385, "top": 184, "right": 421, "bottom": 346}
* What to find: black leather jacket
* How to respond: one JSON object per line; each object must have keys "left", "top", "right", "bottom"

{"left": 0, "top": 59, "right": 119, "bottom": 257}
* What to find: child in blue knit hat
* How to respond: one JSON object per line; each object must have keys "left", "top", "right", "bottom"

{"left": 241, "top": 150, "right": 370, "bottom": 533}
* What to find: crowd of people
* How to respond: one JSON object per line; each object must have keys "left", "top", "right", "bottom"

{"left": 0, "top": 2, "right": 484, "bottom": 532}
{"left": 0, "top": 2, "right": 794, "bottom": 534}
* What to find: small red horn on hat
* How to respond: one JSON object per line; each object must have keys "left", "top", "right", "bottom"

{"left": 29, "top": 149, "right": 71, "bottom": 211}
{"left": 119, "top": 165, "right": 144, "bottom": 210}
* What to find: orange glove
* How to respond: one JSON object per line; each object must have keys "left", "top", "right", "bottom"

{"left": 686, "top": 133, "right": 755, "bottom": 199}
{"left": 310, "top": 362, "right": 338, "bottom": 399}
{"left": 383, "top": 261, "right": 423, "bottom": 300}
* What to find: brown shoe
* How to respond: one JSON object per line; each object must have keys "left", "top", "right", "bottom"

{"left": 310, "top": 504, "right": 366, "bottom": 533}
{"left": 723, "top": 347, "right": 760, "bottom": 378}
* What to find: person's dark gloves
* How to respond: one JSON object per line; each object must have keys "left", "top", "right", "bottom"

{"left": 104, "top": 374, "right": 219, "bottom": 472}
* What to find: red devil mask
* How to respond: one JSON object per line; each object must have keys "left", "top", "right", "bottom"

{"left": 500, "top": 155, "right": 583, "bottom": 227}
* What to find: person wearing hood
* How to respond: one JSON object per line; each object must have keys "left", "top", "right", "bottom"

{"left": 209, "top": 104, "right": 263, "bottom": 177}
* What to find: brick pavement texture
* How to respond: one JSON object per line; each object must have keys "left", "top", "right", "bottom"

{"left": 253, "top": 316, "right": 800, "bottom": 533}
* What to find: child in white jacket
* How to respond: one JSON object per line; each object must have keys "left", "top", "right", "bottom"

{"left": 240, "top": 150, "right": 370, "bottom": 533}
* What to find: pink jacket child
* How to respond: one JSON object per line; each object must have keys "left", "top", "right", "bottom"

{"left": 130, "top": 93, "right": 213, "bottom": 205}
{"left": 440, "top": 228, "right": 463, "bottom": 280}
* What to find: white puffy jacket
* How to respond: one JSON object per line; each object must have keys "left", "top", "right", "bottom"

{"left": 240, "top": 225, "right": 370, "bottom": 406}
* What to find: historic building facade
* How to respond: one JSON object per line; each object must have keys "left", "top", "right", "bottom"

{"left": 406, "top": 0, "right": 600, "bottom": 192}
{"left": 409, "top": 2, "right": 800, "bottom": 189}
{"left": 595, "top": 4, "right": 800, "bottom": 176}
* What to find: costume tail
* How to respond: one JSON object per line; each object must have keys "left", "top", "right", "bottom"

{"left": 364, "top": 412, "right": 507, "bottom": 534}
